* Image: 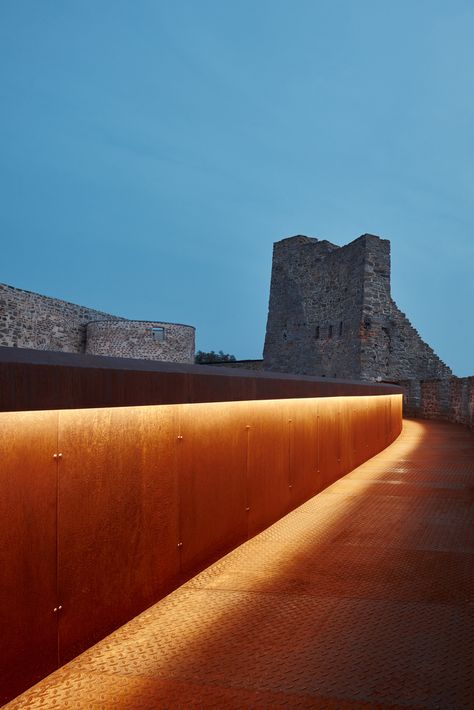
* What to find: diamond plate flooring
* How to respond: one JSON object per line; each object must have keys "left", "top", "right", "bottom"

{"left": 5, "top": 419, "right": 474, "bottom": 709}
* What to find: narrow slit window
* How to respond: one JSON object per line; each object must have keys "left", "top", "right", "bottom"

{"left": 328, "top": 325, "right": 333, "bottom": 339}
{"left": 315, "top": 325, "right": 320, "bottom": 339}
{"left": 151, "top": 326, "right": 165, "bottom": 342}
{"left": 339, "top": 321, "right": 343, "bottom": 336}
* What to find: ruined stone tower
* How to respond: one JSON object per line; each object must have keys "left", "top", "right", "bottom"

{"left": 263, "top": 234, "right": 452, "bottom": 381}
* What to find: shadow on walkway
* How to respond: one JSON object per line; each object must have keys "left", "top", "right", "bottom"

{"left": 6, "top": 420, "right": 474, "bottom": 709}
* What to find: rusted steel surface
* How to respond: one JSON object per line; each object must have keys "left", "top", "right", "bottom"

{"left": 338, "top": 398, "right": 353, "bottom": 474}
{"left": 5, "top": 419, "right": 473, "bottom": 709}
{"left": 186, "top": 371, "right": 257, "bottom": 404}
{"left": 0, "top": 394, "right": 402, "bottom": 705}
{"left": 177, "top": 402, "right": 248, "bottom": 574}
{"left": 368, "top": 395, "right": 384, "bottom": 457}
{"left": 288, "top": 398, "right": 320, "bottom": 507}
{"left": 317, "top": 398, "right": 341, "bottom": 489}
{"left": 56, "top": 406, "right": 180, "bottom": 665}
{"left": 350, "top": 397, "right": 368, "bottom": 469}
{"left": 0, "top": 346, "right": 402, "bottom": 412}
{"left": 246, "top": 399, "right": 294, "bottom": 538}
{"left": 0, "top": 411, "right": 58, "bottom": 705}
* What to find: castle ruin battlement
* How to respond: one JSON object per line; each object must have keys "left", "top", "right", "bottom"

{"left": 263, "top": 233, "right": 452, "bottom": 381}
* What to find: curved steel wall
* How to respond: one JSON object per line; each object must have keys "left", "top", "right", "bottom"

{"left": 0, "top": 393, "right": 402, "bottom": 704}
{"left": 0, "top": 346, "right": 402, "bottom": 413}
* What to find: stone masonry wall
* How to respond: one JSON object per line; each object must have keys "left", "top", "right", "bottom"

{"left": 86, "top": 320, "right": 195, "bottom": 363}
{"left": 360, "top": 236, "right": 452, "bottom": 381}
{"left": 0, "top": 282, "right": 195, "bottom": 363}
{"left": 263, "top": 233, "right": 452, "bottom": 382}
{"left": 399, "top": 377, "right": 474, "bottom": 431}
{"left": 0, "top": 283, "right": 118, "bottom": 353}
{"left": 263, "top": 236, "right": 364, "bottom": 378}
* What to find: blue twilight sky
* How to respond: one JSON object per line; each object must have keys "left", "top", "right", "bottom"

{"left": 0, "top": 1, "right": 473, "bottom": 375}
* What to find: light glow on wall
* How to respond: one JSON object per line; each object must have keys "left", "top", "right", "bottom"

{"left": 0, "top": 393, "right": 403, "bottom": 704}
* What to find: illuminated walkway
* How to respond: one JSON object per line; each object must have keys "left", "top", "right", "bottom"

{"left": 6, "top": 420, "right": 474, "bottom": 709}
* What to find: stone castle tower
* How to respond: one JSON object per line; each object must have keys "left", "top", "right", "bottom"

{"left": 263, "top": 234, "right": 452, "bottom": 381}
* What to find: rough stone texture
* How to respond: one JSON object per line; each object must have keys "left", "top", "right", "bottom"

{"left": 86, "top": 319, "right": 195, "bottom": 363}
{"left": 0, "top": 283, "right": 195, "bottom": 363}
{"left": 0, "top": 283, "right": 116, "bottom": 353}
{"left": 263, "top": 234, "right": 452, "bottom": 382}
{"left": 400, "top": 377, "right": 474, "bottom": 431}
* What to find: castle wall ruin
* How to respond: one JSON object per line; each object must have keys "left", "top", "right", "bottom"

{"left": 85, "top": 319, "right": 194, "bottom": 363}
{"left": 0, "top": 283, "right": 195, "bottom": 363}
{"left": 399, "top": 376, "right": 474, "bottom": 431}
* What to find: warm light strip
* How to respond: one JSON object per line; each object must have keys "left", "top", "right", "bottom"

{"left": 0, "top": 392, "right": 403, "bottom": 704}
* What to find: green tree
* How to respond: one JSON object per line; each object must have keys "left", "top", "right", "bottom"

{"left": 195, "top": 350, "right": 236, "bottom": 364}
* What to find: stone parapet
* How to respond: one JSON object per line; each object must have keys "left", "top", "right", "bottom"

{"left": 399, "top": 376, "right": 474, "bottom": 431}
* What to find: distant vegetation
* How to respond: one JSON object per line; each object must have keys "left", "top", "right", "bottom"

{"left": 195, "top": 350, "right": 236, "bottom": 364}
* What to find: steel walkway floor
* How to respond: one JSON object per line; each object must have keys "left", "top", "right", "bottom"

{"left": 6, "top": 419, "right": 474, "bottom": 709}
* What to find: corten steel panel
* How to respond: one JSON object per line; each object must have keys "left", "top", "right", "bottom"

{"left": 394, "top": 397, "right": 400, "bottom": 438}
{"left": 394, "top": 395, "right": 403, "bottom": 439}
{"left": 375, "top": 396, "right": 385, "bottom": 454}
{"left": 351, "top": 397, "right": 369, "bottom": 469}
{"left": 4, "top": 419, "right": 472, "bottom": 710}
{"left": 317, "top": 398, "right": 341, "bottom": 489}
{"left": 366, "top": 397, "right": 379, "bottom": 459}
{"left": 0, "top": 348, "right": 403, "bottom": 413}
{"left": 337, "top": 398, "right": 353, "bottom": 476}
{"left": 371, "top": 396, "right": 382, "bottom": 452}
{"left": 55, "top": 368, "right": 189, "bottom": 410}
{"left": 0, "top": 393, "right": 403, "bottom": 704}
{"left": 395, "top": 395, "right": 403, "bottom": 437}
{"left": 57, "top": 405, "right": 180, "bottom": 665}
{"left": 365, "top": 397, "right": 375, "bottom": 458}
{"left": 121, "top": 371, "right": 189, "bottom": 406}
{"left": 0, "top": 411, "right": 58, "bottom": 705}
{"left": 383, "top": 397, "right": 392, "bottom": 446}
{"left": 376, "top": 396, "right": 387, "bottom": 451}
{"left": 254, "top": 377, "right": 312, "bottom": 401}
{"left": 385, "top": 397, "right": 390, "bottom": 444}
{"left": 187, "top": 374, "right": 257, "bottom": 405}
{"left": 246, "top": 399, "right": 293, "bottom": 537}
{"left": 386, "top": 397, "right": 394, "bottom": 446}
{"left": 368, "top": 396, "right": 401, "bottom": 456}
{"left": 379, "top": 397, "right": 390, "bottom": 447}
{"left": 177, "top": 401, "right": 248, "bottom": 575}
{"left": 288, "top": 398, "right": 320, "bottom": 507}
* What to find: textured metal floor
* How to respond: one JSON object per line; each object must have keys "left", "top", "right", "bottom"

{"left": 5, "top": 419, "right": 474, "bottom": 709}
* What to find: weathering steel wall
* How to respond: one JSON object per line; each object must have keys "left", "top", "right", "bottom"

{"left": 0, "top": 394, "right": 402, "bottom": 704}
